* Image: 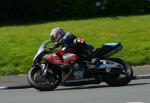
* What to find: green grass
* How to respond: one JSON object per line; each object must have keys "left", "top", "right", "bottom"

{"left": 0, "top": 14, "right": 150, "bottom": 75}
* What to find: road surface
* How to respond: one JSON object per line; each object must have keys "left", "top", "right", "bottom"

{"left": 0, "top": 79, "right": 150, "bottom": 103}
{"left": 0, "top": 65, "right": 150, "bottom": 103}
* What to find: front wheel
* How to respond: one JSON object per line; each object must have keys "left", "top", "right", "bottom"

{"left": 28, "top": 65, "right": 61, "bottom": 91}
{"left": 103, "top": 58, "right": 133, "bottom": 86}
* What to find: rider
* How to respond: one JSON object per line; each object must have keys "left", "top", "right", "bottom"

{"left": 50, "top": 28, "right": 94, "bottom": 55}
{"left": 49, "top": 27, "right": 94, "bottom": 79}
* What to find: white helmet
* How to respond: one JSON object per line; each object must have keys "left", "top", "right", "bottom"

{"left": 50, "top": 27, "right": 65, "bottom": 43}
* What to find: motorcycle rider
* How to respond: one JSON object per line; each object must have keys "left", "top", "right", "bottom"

{"left": 49, "top": 27, "right": 94, "bottom": 79}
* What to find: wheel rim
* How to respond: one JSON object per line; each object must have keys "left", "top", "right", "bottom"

{"left": 108, "top": 64, "right": 132, "bottom": 80}
{"left": 33, "top": 69, "right": 59, "bottom": 87}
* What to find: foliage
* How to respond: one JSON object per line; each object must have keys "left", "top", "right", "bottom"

{"left": 0, "top": 0, "right": 150, "bottom": 21}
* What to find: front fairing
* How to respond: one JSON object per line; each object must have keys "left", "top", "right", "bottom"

{"left": 33, "top": 40, "right": 49, "bottom": 63}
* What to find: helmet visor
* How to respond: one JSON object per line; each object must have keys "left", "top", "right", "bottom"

{"left": 51, "top": 31, "right": 60, "bottom": 42}
{"left": 51, "top": 35, "right": 55, "bottom": 42}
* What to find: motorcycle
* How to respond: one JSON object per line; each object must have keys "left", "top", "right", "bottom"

{"left": 28, "top": 40, "right": 133, "bottom": 91}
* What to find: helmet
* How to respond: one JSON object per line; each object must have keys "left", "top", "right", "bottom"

{"left": 50, "top": 27, "right": 65, "bottom": 43}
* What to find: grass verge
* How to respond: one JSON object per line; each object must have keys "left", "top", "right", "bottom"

{"left": 0, "top": 14, "right": 150, "bottom": 75}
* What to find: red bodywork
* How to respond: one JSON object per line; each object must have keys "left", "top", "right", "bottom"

{"left": 46, "top": 50, "right": 79, "bottom": 65}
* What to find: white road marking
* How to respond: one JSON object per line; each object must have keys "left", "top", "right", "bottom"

{"left": 135, "top": 74, "right": 150, "bottom": 79}
{"left": 0, "top": 86, "right": 7, "bottom": 89}
{"left": 127, "top": 102, "right": 144, "bottom": 103}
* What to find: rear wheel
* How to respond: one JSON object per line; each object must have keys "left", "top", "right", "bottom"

{"left": 28, "top": 65, "right": 61, "bottom": 91}
{"left": 103, "top": 58, "right": 133, "bottom": 86}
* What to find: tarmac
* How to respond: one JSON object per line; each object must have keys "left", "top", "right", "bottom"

{"left": 0, "top": 65, "right": 150, "bottom": 89}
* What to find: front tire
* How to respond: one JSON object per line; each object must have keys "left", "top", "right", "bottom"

{"left": 28, "top": 65, "right": 61, "bottom": 91}
{"left": 103, "top": 58, "right": 133, "bottom": 86}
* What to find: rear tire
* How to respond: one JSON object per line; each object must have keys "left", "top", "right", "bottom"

{"left": 28, "top": 65, "right": 61, "bottom": 91}
{"left": 103, "top": 58, "right": 133, "bottom": 86}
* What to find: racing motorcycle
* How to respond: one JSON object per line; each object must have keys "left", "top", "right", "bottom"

{"left": 28, "top": 40, "right": 133, "bottom": 91}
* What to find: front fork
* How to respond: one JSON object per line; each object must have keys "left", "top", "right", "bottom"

{"left": 41, "top": 64, "right": 73, "bottom": 83}
{"left": 40, "top": 64, "right": 48, "bottom": 76}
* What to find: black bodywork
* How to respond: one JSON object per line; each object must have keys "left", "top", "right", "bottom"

{"left": 92, "top": 43, "right": 123, "bottom": 59}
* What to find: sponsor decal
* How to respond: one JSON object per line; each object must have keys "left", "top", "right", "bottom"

{"left": 65, "top": 78, "right": 95, "bottom": 83}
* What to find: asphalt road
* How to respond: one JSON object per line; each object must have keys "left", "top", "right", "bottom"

{"left": 0, "top": 79, "right": 150, "bottom": 103}
{"left": 0, "top": 66, "right": 150, "bottom": 103}
{"left": 0, "top": 65, "right": 150, "bottom": 87}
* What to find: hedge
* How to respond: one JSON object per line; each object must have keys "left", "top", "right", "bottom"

{"left": 0, "top": 0, "right": 150, "bottom": 21}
